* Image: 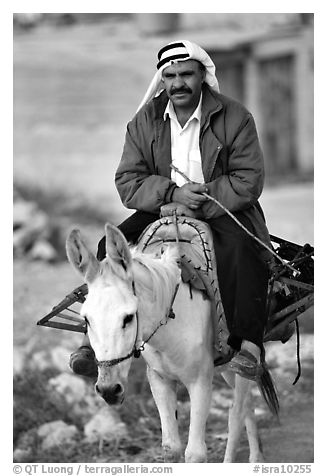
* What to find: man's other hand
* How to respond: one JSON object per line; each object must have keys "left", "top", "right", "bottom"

{"left": 172, "top": 183, "right": 208, "bottom": 209}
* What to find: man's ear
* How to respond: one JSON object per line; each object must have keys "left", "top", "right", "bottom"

{"left": 199, "top": 63, "right": 206, "bottom": 82}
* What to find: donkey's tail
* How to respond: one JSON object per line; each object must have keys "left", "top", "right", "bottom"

{"left": 257, "top": 352, "right": 279, "bottom": 419}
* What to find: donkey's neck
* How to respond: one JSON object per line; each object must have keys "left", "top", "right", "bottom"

{"left": 131, "top": 253, "right": 179, "bottom": 339}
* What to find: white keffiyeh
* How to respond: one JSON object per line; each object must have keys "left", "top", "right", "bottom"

{"left": 136, "top": 40, "right": 220, "bottom": 112}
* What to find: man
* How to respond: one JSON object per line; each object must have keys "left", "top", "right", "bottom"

{"left": 70, "top": 40, "right": 271, "bottom": 380}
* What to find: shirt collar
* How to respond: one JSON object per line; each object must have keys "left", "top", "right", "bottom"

{"left": 163, "top": 93, "right": 202, "bottom": 125}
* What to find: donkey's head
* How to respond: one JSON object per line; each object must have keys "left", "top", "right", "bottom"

{"left": 66, "top": 223, "right": 139, "bottom": 404}
{"left": 66, "top": 223, "right": 180, "bottom": 405}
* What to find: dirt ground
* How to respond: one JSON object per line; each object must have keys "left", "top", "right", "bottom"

{"left": 260, "top": 403, "right": 314, "bottom": 463}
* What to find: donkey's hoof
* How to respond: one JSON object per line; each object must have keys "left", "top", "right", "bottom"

{"left": 163, "top": 446, "right": 182, "bottom": 463}
{"left": 185, "top": 447, "right": 207, "bottom": 463}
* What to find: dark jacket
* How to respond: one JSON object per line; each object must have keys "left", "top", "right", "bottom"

{"left": 115, "top": 84, "right": 271, "bottom": 252}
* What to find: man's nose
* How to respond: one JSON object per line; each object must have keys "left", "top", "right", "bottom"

{"left": 173, "top": 74, "right": 184, "bottom": 88}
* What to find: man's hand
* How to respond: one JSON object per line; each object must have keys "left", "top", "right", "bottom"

{"left": 172, "top": 183, "right": 208, "bottom": 209}
{"left": 160, "top": 203, "right": 197, "bottom": 218}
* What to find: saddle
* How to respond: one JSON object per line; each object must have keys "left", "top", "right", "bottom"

{"left": 136, "top": 215, "right": 234, "bottom": 365}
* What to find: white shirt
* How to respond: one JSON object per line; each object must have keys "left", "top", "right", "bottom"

{"left": 164, "top": 94, "right": 204, "bottom": 187}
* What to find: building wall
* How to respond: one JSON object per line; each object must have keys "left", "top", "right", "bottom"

{"left": 207, "top": 25, "right": 313, "bottom": 176}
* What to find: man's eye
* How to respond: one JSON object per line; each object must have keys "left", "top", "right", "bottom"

{"left": 84, "top": 316, "right": 90, "bottom": 326}
{"left": 122, "top": 314, "right": 134, "bottom": 329}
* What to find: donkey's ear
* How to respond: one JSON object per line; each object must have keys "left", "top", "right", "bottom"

{"left": 104, "top": 223, "right": 132, "bottom": 272}
{"left": 66, "top": 229, "right": 100, "bottom": 283}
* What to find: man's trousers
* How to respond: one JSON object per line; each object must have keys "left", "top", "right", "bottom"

{"left": 97, "top": 210, "right": 269, "bottom": 351}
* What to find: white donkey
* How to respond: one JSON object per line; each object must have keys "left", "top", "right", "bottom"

{"left": 66, "top": 223, "right": 278, "bottom": 463}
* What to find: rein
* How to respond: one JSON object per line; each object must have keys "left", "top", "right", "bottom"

{"left": 96, "top": 277, "right": 180, "bottom": 369}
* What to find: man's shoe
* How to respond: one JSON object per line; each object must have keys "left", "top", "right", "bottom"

{"left": 227, "top": 349, "right": 261, "bottom": 380}
{"left": 69, "top": 346, "right": 98, "bottom": 378}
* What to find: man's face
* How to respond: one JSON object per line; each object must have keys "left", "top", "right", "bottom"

{"left": 161, "top": 59, "right": 205, "bottom": 110}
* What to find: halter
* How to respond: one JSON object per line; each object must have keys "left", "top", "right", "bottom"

{"left": 96, "top": 278, "right": 180, "bottom": 368}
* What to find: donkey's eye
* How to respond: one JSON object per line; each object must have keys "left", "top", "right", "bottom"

{"left": 122, "top": 314, "right": 134, "bottom": 329}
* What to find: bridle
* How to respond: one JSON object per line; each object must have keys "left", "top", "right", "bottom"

{"left": 96, "top": 211, "right": 181, "bottom": 369}
{"left": 96, "top": 278, "right": 180, "bottom": 368}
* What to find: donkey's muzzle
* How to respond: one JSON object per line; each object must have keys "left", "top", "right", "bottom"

{"left": 95, "top": 382, "right": 124, "bottom": 405}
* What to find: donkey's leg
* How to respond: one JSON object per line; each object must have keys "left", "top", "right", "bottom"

{"left": 222, "top": 370, "right": 263, "bottom": 462}
{"left": 184, "top": 363, "right": 213, "bottom": 463}
{"left": 221, "top": 371, "right": 252, "bottom": 463}
{"left": 244, "top": 390, "right": 264, "bottom": 463}
{"left": 147, "top": 366, "right": 182, "bottom": 463}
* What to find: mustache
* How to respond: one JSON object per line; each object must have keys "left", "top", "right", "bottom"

{"left": 170, "top": 87, "right": 192, "bottom": 95}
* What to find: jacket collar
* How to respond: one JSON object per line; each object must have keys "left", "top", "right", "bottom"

{"left": 152, "top": 83, "right": 223, "bottom": 128}
{"left": 163, "top": 92, "right": 203, "bottom": 126}
{"left": 200, "top": 83, "right": 223, "bottom": 130}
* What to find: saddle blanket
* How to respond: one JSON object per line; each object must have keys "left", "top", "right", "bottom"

{"left": 136, "top": 216, "right": 233, "bottom": 364}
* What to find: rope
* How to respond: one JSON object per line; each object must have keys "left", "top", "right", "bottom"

{"left": 172, "top": 210, "right": 180, "bottom": 244}
{"left": 170, "top": 164, "right": 299, "bottom": 275}
{"left": 292, "top": 318, "right": 301, "bottom": 385}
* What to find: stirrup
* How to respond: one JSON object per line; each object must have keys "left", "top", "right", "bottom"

{"left": 227, "top": 349, "right": 262, "bottom": 381}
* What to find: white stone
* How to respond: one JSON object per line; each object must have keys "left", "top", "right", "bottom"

{"left": 37, "top": 420, "right": 78, "bottom": 450}
{"left": 30, "top": 239, "right": 57, "bottom": 261}
{"left": 13, "top": 347, "right": 25, "bottom": 375}
{"left": 48, "top": 372, "right": 101, "bottom": 421}
{"left": 48, "top": 372, "right": 87, "bottom": 404}
{"left": 209, "top": 407, "right": 227, "bottom": 419}
{"left": 31, "top": 350, "right": 52, "bottom": 371}
{"left": 214, "top": 432, "right": 228, "bottom": 440}
{"left": 84, "top": 406, "right": 128, "bottom": 443}
{"left": 13, "top": 200, "right": 38, "bottom": 226}
{"left": 50, "top": 346, "right": 71, "bottom": 373}
{"left": 254, "top": 407, "right": 267, "bottom": 417}
{"left": 265, "top": 334, "right": 313, "bottom": 368}
{"left": 211, "top": 390, "right": 233, "bottom": 408}
{"left": 13, "top": 448, "right": 32, "bottom": 462}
